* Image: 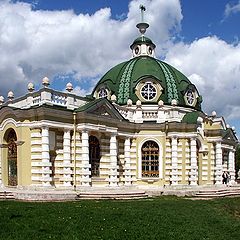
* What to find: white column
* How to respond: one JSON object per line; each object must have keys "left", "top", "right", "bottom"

{"left": 63, "top": 129, "right": 72, "bottom": 186}
{"left": 228, "top": 150, "right": 235, "bottom": 183}
{"left": 189, "top": 138, "right": 198, "bottom": 185}
{"left": 215, "top": 142, "right": 223, "bottom": 185}
{"left": 81, "top": 130, "right": 91, "bottom": 186}
{"left": 0, "top": 147, "right": 2, "bottom": 187}
{"left": 109, "top": 134, "right": 119, "bottom": 186}
{"left": 41, "top": 127, "right": 51, "bottom": 186}
{"left": 124, "top": 138, "right": 131, "bottom": 186}
{"left": 170, "top": 136, "right": 178, "bottom": 185}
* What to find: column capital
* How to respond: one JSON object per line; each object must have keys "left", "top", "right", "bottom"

{"left": 110, "top": 132, "right": 118, "bottom": 137}
{"left": 81, "top": 128, "right": 89, "bottom": 134}
{"left": 64, "top": 127, "right": 72, "bottom": 132}
{"left": 190, "top": 136, "right": 197, "bottom": 141}
{"left": 42, "top": 125, "right": 49, "bottom": 130}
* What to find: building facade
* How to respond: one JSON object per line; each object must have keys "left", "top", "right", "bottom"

{"left": 0, "top": 18, "right": 238, "bottom": 190}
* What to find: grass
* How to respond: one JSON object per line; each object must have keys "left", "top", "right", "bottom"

{"left": 0, "top": 197, "right": 240, "bottom": 240}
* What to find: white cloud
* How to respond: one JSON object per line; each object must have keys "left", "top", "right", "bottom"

{"left": 71, "top": 86, "right": 89, "bottom": 97}
{"left": 0, "top": 0, "right": 182, "bottom": 97}
{"left": 165, "top": 36, "right": 240, "bottom": 121}
{"left": 0, "top": 0, "right": 239, "bottom": 129}
{"left": 224, "top": 1, "right": 240, "bottom": 18}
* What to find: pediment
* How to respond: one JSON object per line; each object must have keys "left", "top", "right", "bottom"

{"left": 222, "top": 129, "right": 238, "bottom": 142}
{"left": 77, "top": 98, "right": 124, "bottom": 120}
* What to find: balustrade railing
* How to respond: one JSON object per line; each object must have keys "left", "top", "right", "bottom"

{"left": 142, "top": 111, "right": 158, "bottom": 119}
{"left": 51, "top": 93, "right": 67, "bottom": 106}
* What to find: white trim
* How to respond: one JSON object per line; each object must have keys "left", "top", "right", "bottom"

{"left": 0, "top": 118, "right": 18, "bottom": 130}
{"left": 77, "top": 123, "right": 118, "bottom": 134}
{"left": 137, "top": 138, "right": 163, "bottom": 179}
{"left": 0, "top": 119, "right": 74, "bottom": 131}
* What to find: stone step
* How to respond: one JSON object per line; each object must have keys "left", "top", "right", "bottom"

{"left": 194, "top": 188, "right": 240, "bottom": 199}
{"left": 0, "top": 191, "right": 15, "bottom": 200}
{"left": 76, "top": 191, "right": 148, "bottom": 200}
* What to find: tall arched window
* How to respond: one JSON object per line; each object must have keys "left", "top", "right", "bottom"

{"left": 6, "top": 129, "right": 18, "bottom": 186}
{"left": 141, "top": 140, "right": 159, "bottom": 177}
{"left": 89, "top": 136, "right": 100, "bottom": 177}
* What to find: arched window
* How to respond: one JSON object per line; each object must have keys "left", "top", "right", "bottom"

{"left": 5, "top": 129, "right": 18, "bottom": 186}
{"left": 89, "top": 136, "right": 100, "bottom": 177}
{"left": 141, "top": 140, "right": 159, "bottom": 177}
{"left": 98, "top": 88, "right": 108, "bottom": 98}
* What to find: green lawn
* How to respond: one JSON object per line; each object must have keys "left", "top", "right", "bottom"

{"left": 0, "top": 197, "right": 240, "bottom": 240}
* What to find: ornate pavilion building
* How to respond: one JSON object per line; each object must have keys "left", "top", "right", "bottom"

{"left": 0, "top": 11, "right": 238, "bottom": 190}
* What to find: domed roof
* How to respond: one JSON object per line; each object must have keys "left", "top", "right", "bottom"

{"left": 130, "top": 36, "right": 156, "bottom": 49}
{"left": 91, "top": 55, "right": 202, "bottom": 110}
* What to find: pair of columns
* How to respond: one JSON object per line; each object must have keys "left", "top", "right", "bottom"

{"left": 82, "top": 130, "right": 132, "bottom": 186}
{"left": 41, "top": 127, "right": 72, "bottom": 186}
{"left": 170, "top": 136, "right": 198, "bottom": 185}
{"left": 40, "top": 127, "right": 132, "bottom": 187}
{"left": 81, "top": 130, "right": 119, "bottom": 186}
{"left": 215, "top": 142, "right": 235, "bottom": 185}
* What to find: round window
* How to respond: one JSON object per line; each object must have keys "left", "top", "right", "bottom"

{"left": 185, "top": 89, "right": 195, "bottom": 105}
{"left": 135, "top": 46, "right": 140, "bottom": 55}
{"left": 148, "top": 46, "right": 152, "bottom": 55}
{"left": 98, "top": 88, "right": 108, "bottom": 98}
{"left": 141, "top": 82, "right": 157, "bottom": 100}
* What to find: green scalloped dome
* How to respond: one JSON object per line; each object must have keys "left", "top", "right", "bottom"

{"left": 91, "top": 56, "right": 202, "bottom": 110}
{"left": 130, "top": 36, "right": 156, "bottom": 49}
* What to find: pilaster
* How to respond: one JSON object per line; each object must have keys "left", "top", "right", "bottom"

{"left": 109, "top": 134, "right": 119, "bottom": 186}
{"left": 124, "top": 138, "right": 132, "bottom": 186}
{"left": 41, "top": 126, "right": 52, "bottom": 186}
{"left": 81, "top": 130, "right": 91, "bottom": 186}
{"left": 129, "top": 138, "right": 137, "bottom": 183}
{"left": 215, "top": 142, "right": 223, "bottom": 185}
{"left": 30, "top": 128, "right": 42, "bottom": 186}
{"left": 228, "top": 150, "right": 235, "bottom": 183}
{"left": 189, "top": 138, "right": 198, "bottom": 185}
{"left": 0, "top": 146, "right": 2, "bottom": 187}
{"left": 63, "top": 129, "right": 72, "bottom": 186}
{"left": 170, "top": 136, "right": 178, "bottom": 185}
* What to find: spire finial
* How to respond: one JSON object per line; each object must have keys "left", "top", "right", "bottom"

{"left": 140, "top": 5, "right": 146, "bottom": 22}
{"left": 136, "top": 5, "right": 149, "bottom": 35}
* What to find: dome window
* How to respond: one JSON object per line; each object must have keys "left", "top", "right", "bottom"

{"left": 134, "top": 46, "right": 140, "bottom": 55}
{"left": 98, "top": 88, "right": 108, "bottom": 99}
{"left": 140, "top": 82, "right": 157, "bottom": 101}
{"left": 148, "top": 46, "right": 153, "bottom": 55}
{"left": 185, "top": 89, "right": 196, "bottom": 106}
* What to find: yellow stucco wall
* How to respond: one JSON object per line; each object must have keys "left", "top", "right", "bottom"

{"left": 0, "top": 122, "right": 31, "bottom": 187}
{"left": 135, "top": 130, "right": 166, "bottom": 186}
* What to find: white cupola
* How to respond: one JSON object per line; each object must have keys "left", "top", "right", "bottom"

{"left": 130, "top": 5, "right": 156, "bottom": 58}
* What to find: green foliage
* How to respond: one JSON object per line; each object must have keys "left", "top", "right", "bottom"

{"left": 0, "top": 197, "right": 240, "bottom": 240}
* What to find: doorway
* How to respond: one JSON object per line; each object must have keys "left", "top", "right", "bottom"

{"left": 89, "top": 136, "right": 100, "bottom": 177}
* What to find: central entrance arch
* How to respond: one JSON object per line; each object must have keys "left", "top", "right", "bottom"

{"left": 5, "top": 129, "right": 18, "bottom": 186}
{"left": 89, "top": 136, "right": 100, "bottom": 177}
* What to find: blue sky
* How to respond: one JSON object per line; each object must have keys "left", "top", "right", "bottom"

{"left": 11, "top": 0, "right": 240, "bottom": 43}
{"left": 1, "top": 0, "right": 240, "bottom": 136}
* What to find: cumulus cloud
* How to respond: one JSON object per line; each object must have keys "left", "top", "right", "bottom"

{"left": 0, "top": 0, "right": 239, "bottom": 127}
{"left": 224, "top": 0, "right": 240, "bottom": 18}
{"left": 165, "top": 36, "right": 240, "bottom": 121}
{"left": 0, "top": 0, "right": 182, "bottom": 97}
